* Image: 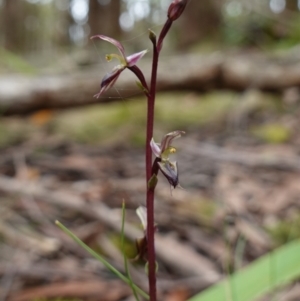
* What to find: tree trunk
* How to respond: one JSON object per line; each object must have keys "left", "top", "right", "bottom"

{"left": 271, "top": 0, "right": 299, "bottom": 39}
{"left": 88, "top": 0, "right": 121, "bottom": 38}
{"left": 285, "top": 0, "right": 298, "bottom": 11}
{"left": 175, "top": 0, "right": 222, "bottom": 49}
{"left": 54, "top": 1, "right": 73, "bottom": 48}
{"left": 2, "top": 0, "right": 25, "bottom": 53}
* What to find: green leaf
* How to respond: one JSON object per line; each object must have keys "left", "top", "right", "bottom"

{"left": 55, "top": 220, "right": 149, "bottom": 300}
{"left": 188, "top": 239, "right": 300, "bottom": 301}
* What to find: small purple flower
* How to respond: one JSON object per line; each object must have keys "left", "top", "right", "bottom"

{"left": 150, "top": 130, "right": 185, "bottom": 189}
{"left": 91, "top": 35, "right": 147, "bottom": 98}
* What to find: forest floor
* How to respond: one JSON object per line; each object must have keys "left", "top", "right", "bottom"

{"left": 1, "top": 89, "right": 300, "bottom": 301}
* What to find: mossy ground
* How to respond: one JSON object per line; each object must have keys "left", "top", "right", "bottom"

{"left": 0, "top": 90, "right": 287, "bottom": 150}
{"left": 53, "top": 91, "right": 239, "bottom": 146}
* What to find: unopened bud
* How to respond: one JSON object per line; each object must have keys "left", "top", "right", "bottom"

{"left": 148, "top": 29, "right": 157, "bottom": 44}
{"left": 168, "top": 0, "right": 188, "bottom": 21}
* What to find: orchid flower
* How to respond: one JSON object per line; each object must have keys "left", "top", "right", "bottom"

{"left": 91, "top": 35, "right": 147, "bottom": 98}
{"left": 150, "top": 131, "right": 185, "bottom": 189}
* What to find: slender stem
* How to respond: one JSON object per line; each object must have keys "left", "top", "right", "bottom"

{"left": 145, "top": 34, "right": 159, "bottom": 301}
{"left": 146, "top": 187, "right": 156, "bottom": 301}
{"left": 145, "top": 16, "right": 175, "bottom": 301}
{"left": 146, "top": 47, "right": 159, "bottom": 181}
{"left": 157, "top": 19, "right": 173, "bottom": 53}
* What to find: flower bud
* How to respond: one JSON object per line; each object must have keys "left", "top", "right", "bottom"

{"left": 168, "top": 0, "right": 188, "bottom": 21}
{"left": 148, "top": 29, "right": 157, "bottom": 44}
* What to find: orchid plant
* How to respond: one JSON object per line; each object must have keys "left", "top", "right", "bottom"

{"left": 92, "top": 1, "right": 188, "bottom": 300}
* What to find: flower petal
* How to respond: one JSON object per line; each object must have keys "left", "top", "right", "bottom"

{"left": 150, "top": 138, "right": 161, "bottom": 158}
{"left": 158, "top": 160, "right": 179, "bottom": 188}
{"left": 160, "top": 130, "right": 185, "bottom": 154}
{"left": 94, "top": 67, "right": 124, "bottom": 98}
{"left": 91, "top": 35, "right": 126, "bottom": 58}
{"left": 126, "top": 49, "right": 148, "bottom": 67}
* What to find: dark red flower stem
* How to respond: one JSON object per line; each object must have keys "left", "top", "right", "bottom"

{"left": 145, "top": 32, "right": 159, "bottom": 301}
{"left": 127, "top": 65, "right": 150, "bottom": 96}
{"left": 146, "top": 17, "right": 174, "bottom": 301}
{"left": 157, "top": 19, "right": 173, "bottom": 52}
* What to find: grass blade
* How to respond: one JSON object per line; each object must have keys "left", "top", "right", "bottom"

{"left": 55, "top": 220, "right": 149, "bottom": 300}
{"left": 188, "top": 239, "right": 300, "bottom": 301}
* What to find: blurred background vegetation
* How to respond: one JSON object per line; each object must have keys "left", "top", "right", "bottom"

{"left": 1, "top": 0, "right": 300, "bottom": 73}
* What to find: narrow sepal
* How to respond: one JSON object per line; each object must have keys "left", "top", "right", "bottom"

{"left": 91, "top": 34, "right": 126, "bottom": 58}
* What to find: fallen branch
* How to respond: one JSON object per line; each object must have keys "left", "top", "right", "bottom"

{"left": 2, "top": 51, "right": 300, "bottom": 114}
